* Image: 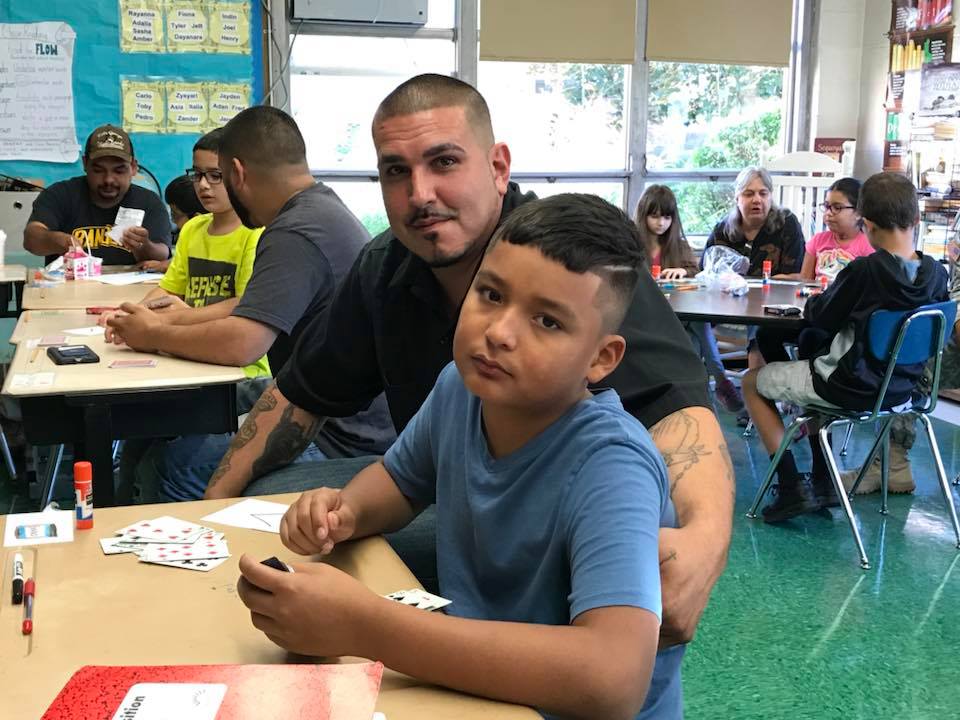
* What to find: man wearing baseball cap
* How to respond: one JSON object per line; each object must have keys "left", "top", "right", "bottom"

{"left": 24, "top": 124, "right": 171, "bottom": 265}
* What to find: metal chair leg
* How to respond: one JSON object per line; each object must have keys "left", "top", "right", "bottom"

{"left": 848, "top": 418, "right": 894, "bottom": 497}
{"left": 742, "top": 419, "right": 754, "bottom": 438}
{"left": 746, "top": 415, "right": 812, "bottom": 518}
{"left": 917, "top": 414, "right": 960, "bottom": 549}
{"left": 879, "top": 432, "right": 890, "bottom": 515}
{"left": 820, "top": 421, "right": 871, "bottom": 569}
{"left": 838, "top": 423, "right": 854, "bottom": 457}
{"left": 39, "top": 444, "right": 64, "bottom": 510}
{"left": 0, "top": 426, "right": 16, "bottom": 480}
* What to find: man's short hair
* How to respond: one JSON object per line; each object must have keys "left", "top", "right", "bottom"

{"left": 373, "top": 73, "right": 494, "bottom": 146}
{"left": 194, "top": 127, "right": 224, "bottom": 154}
{"left": 488, "top": 193, "right": 644, "bottom": 331}
{"left": 219, "top": 106, "right": 307, "bottom": 169}
{"left": 859, "top": 172, "right": 919, "bottom": 231}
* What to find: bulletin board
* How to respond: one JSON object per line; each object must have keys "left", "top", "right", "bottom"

{"left": 0, "top": 0, "right": 263, "bottom": 195}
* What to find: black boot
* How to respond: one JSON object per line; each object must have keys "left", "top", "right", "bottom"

{"left": 809, "top": 436, "right": 840, "bottom": 509}
{"left": 761, "top": 473, "right": 819, "bottom": 522}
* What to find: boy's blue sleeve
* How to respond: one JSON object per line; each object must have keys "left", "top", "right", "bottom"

{"left": 382, "top": 364, "right": 452, "bottom": 506}
{"left": 563, "top": 441, "right": 668, "bottom": 622}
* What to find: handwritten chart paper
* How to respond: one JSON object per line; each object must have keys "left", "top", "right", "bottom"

{"left": 0, "top": 22, "right": 79, "bottom": 163}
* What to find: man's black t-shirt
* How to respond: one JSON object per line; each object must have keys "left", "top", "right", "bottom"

{"left": 28, "top": 176, "right": 172, "bottom": 265}
{"left": 277, "top": 183, "right": 711, "bottom": 434}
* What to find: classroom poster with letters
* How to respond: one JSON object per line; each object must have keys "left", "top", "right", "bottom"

{"left": 165, "top": 1, "right": 209, "bottom": 53}
{"left": 207, "top": 1, "right": 251, "bottom": 54}
{"left": 205, "top": 81, "right": 250, "bottom": 130}
{"left": 166, "top": 81, "right": 208, "bottom": 133}
{"left": 119, "top": 0, "right": 165, "bottom": 53}
{"left": 0, "top": 22, "right": 80, "bottom": 162}
{"left": 121, "top": 78, "right": 166, "bottom": 134}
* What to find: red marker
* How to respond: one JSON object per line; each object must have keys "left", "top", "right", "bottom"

{"left": 22, "top": 578, "right": 35, "bottom": 635}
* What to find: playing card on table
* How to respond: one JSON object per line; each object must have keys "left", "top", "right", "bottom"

{"left": 140, "top": 555, "right": 230, "bottom": 573}
{"left": 115, "top": 516, "right": 212, "bottom": 544}
{"left": 139, "top": 534, "right": 229, "bottom": 563}
{"left": 109, "top": 358, "right": 159, "bottom": 369}
{"left": 100, "top": 537, "right": 143, "bottom": 555}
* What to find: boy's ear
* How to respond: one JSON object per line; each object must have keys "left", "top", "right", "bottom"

{"left": 586, "top": 333, "right": 626, "bottom": 385}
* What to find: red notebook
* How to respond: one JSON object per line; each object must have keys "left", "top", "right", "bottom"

{"left": 40, "top": 662, "right": 384, "bottom": 720}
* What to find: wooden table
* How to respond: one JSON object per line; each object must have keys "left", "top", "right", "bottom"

{"left": 0, "top": 495, "right": 536, "bottom": 719}
{"left": 3, "top": 322, "right": 244, "bottom": 507}
{"left": 0, "top": 263, "right": 27, "bottom": 318}
{"left": 8, "top": 309, "right": 98, "bottom": 344}
{"left": 664, "top": 279, "right": 810, "bottom": 328}
{"left": 22, "top": 280, "right": 148, "bottom": 311}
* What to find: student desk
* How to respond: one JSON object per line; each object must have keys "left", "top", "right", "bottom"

{"left": 664, "top": 280, "right": 809, "bottom": 328}
{"left": 8, "top": 309, "right": 98, "bottom": 344}
{"left": 2, "top": 325, "right": 244, "bottom": 508}
{"left": 0, "top": 264, "right": 27, "bottom": 318}
{"left": 0, "top": 494, "right": 536, "bottom": 719}
{"left": 22, "top": 278, "right": 150, "bottom": 310}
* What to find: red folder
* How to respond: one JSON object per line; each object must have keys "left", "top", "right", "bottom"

{"left": 41, "top": 662, "right": 384, "bottom": 719}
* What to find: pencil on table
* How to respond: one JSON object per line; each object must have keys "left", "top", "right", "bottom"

{"left": 30, "top": 347, "right": 39, "bottom": 363}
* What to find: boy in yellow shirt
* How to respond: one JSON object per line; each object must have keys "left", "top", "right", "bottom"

{"left": 112, "top": 128, "right": 269, "bottom": 502}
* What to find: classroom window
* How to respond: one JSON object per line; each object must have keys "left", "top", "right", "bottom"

{"left": 324, "top": 181, "right": 390, "bottom": 237}
{"left": 520, "top": 181, "right": 625, "bottom": 208}
{"left": 646, "top": 61, "right": 786, "bottom": 171}
{"left": 291, "top": 36, "right": 456, "bottom": 171}
{"left": 644, "top": 180, "right": 735, "bottom": 244}
{"left": 478, "top": 61, "right": 629, "bottom": 172}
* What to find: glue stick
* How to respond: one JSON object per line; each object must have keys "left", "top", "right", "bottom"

{"left": 74, "top": 461, "right": 93, "bottom": 530}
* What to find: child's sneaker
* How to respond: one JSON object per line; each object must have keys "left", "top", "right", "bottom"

{"left": 714, "top": 377, "right": 744, "bottom": 413}
{"left": 761, "top": 474, "right": 820, "bottom": 523}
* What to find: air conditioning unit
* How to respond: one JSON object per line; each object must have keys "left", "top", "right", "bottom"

{"left": 291, "top": 0, "right": 428, "bottom": 25}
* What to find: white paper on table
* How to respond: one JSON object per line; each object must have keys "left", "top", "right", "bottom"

{"left": 94, "top": 272, "right": 156, "bottom": 286}
{"left": 64, "top": 325, "right": 104, "bottom": 336}
{"left": 9, "top": 372, "right": 56, "bottom": 389}
{"left": 201, "top": 498, "right": 289, "bottom": 534}
{"left": 3, "top": 509, "right": 74, "bottom": 547}
{"left": 110, "top": 683, "right": 227, "bottom": 720}
{"left": 106, "top": 207, "right": 146, "bottom": 242}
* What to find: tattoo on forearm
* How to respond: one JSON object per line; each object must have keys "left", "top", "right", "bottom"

{"left": 207, "top": 388, "right": 278, "bottom": 491}
{"left": 650, "top": 410, "right": 711, "bottom": 495}
{"left": 251, "top": 403, "right": 322, "bottom": 480}
{"left": 660, "top": 549, "right": 678, "bottom": 566}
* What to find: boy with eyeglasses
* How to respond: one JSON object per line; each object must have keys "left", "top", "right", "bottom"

{"left": 106, "top": 128, "right": 269, "bottom": 503}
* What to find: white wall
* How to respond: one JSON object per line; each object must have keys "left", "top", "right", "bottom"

{"left": 813, "top": 0, "right": 866, "bottom": 142}
{"left": 853, "top": 0, "right": 892, "bottom": 177}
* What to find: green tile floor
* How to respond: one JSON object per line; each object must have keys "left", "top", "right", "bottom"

{"left": 1, "top": 397, "right": 959, "bottom": 718}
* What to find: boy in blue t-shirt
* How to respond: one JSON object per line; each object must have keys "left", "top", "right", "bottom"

{"left": 237, "top": 194, "right": 679, "bottom": 719}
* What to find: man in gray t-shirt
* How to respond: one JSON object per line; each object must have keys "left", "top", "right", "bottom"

{"left": 107, "top": 107, "right": 396, "bottom": 500}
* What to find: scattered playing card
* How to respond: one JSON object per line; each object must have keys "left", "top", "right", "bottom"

{"left": 385, "top": 589, "right": 451, "bottom": 611}
{"left": 100, "top": 537, "right": 142, "bottom": 555}
{"left": 140, "top": 555, "right": 231, "bottom": 573}
{"left": 115, "top": 516, "right": 211, "bottom": 543}
{"left": 38, "top": 334, "right": 68, "bottom": 346}
{"left": 139, "top": 536, "right": 229, "bottom": 563}
{"left": 109, "top": 358, "right": 159, "bottom": 369}
{"left": 64, "top": 326, "right": 105, "bottom": 336}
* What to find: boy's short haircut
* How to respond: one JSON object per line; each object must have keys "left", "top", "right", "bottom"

{"left": 373, "top": 73, "right": 494, "bottom": 146}
{"left": 220, "top": 106, "right": 307, "bottom": 169}
{"left": 193, "top": 127, "right": 224, "bottom": 154}
{"left": 488, "top": 193, "right": 644, "bottom": 331}
{"left": 859, "top": 172, "right": 919, "bottom": 230}
{"left": 164, "top": 175, "right": 205, "bottom": 217}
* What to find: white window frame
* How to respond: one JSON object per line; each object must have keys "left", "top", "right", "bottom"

{"left": 271, "top": 0, "right": 815, "bottom": 211}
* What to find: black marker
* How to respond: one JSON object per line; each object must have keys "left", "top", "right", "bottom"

{"left": 12, "top": 552, "right": 23, "bottom": 604}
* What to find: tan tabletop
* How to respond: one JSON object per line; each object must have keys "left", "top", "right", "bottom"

{"left": 664, "top": 279, "right": 810, "bottom": 328}
{"left": 2, "top": 325, "right": 243, "bottom": 397}
{"left": 22, "top": 278, "right": 151, "bottom": 310}
{"left": 0, "top": 494, "right": 536, "bottom": 719}
{"left": 8, "top": 309, "right": 98, "bottom": 344}
{"left": 0, "top": 263, "right": 26, "bottom": 283}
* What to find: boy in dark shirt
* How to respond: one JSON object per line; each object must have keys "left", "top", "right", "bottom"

{"left": 742, "top": 173, "right": 949, "bottom": 522}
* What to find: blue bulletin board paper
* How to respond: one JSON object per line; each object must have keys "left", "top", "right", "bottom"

{"left": 0, "top": 0, "right": 262, "bottom": 193}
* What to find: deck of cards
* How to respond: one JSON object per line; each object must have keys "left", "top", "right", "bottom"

{"left": 100, "top": 515, "right": 231, "bottom": 572}
{"left": 384, "top": 589, "right": 451, "bottom": 612}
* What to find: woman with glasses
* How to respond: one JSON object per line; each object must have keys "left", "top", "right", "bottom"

{"left": 777, "top": 177, "right": 873, "bottom": 282}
